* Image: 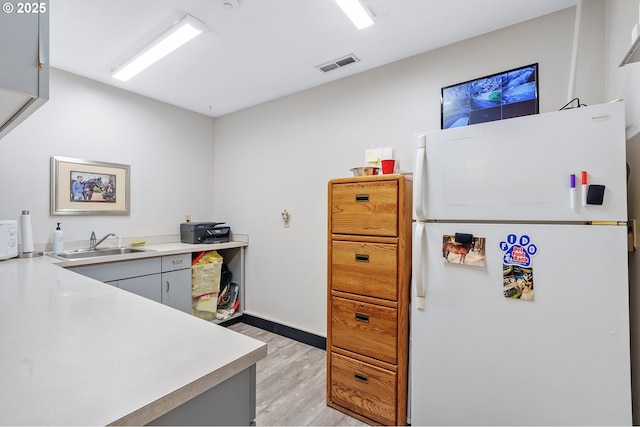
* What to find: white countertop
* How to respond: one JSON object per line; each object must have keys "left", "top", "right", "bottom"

{"left": 48, "top": 239, "right": 250, "bottom": 268}
{"left": 0, "top": 241, "right": 267, "bottom": 426}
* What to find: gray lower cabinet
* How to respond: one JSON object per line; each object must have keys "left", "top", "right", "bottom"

{"left": 118, "top": 274, "right": 162, "bottom": 303}
{"left": 69, "top": 257, "right": 160, "bottom": 283}
{"left": 67, "top": 247, "right": 247, "bottom": 320}
{"left": 148, "top": 365, "right": 257, "bottom": 426}
{"left": 68, "top": 254, "right": 191, "bottom": 314}
{"left": 161, "top": 254, "right": 191, "bottom": 313}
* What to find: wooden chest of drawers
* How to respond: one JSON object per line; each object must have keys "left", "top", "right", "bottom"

{"left": 327, "top": 174, "right": 412, "bottom": 426}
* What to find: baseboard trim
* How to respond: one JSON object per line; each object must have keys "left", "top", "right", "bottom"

{"left": 227, "top": 314, "right": 326, "bottom": 350}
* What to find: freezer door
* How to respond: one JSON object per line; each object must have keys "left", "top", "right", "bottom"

{"left": 421, "top": 102, "right": 627, "bottom": 222}
{"left": 410, "top": 222, "right": 631, "bottom": 426}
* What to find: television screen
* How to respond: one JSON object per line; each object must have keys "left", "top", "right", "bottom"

{"left": 441, "top": 63, "right": 539, "bottom": 129}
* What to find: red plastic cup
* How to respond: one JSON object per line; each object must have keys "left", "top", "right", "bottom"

{"left": 381, "top": 159, "right": 395, "bottom": 174}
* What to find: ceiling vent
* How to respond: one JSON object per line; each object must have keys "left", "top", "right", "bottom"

{"left": 316, "top": 54, "right": 360, "bottom": 73}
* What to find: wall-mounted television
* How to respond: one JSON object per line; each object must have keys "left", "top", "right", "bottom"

{"left": 441, "top": 63, "right": 539, "bottom": 129}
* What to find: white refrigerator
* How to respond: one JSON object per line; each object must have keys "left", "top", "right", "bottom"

{"left": 411, "top": 101, "right": 632, "bottom": 425}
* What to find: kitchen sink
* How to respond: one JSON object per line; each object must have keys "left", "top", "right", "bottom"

{"left": 49, "top": 247, "right": 154, "bottom": 260}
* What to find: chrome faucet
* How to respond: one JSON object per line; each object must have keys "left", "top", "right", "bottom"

{"left": 89, "top": 232, "right": 116, "bottom": 250}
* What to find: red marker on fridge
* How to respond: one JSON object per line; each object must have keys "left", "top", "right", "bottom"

{"left": 581, "top": 171, "right": 588, "bottom": 207}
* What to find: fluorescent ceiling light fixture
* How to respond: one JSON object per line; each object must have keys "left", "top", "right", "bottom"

{"left": 335, "top": 0, "right": 375, "bottom": 30}
{"left": 112, "top": 14, "right": 207, "bottom": 81}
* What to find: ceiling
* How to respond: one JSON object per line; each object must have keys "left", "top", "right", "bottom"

{"left": 50, "top": 0, "right": 577, "bottom": 118}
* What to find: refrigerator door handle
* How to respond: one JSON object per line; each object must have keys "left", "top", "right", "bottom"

{"left": 413, "top": 221, "right": 426, "bottom": 310}
{"left": 414, "top": 134, "right": 426, "bottom": 221}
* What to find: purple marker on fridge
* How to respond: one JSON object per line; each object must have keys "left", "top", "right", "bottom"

{"left": 570, "top": 174, "right": 576, "bottom": 210}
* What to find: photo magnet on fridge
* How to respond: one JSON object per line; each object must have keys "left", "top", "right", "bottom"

{"left": 442, "top": 234, "right": 486, "bottom": 266}
{"left": 500, "top": 233, "right": 537, "bottom": 301}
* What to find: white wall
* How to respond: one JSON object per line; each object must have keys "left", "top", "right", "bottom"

{"left": 211, "top": 6, "right": 605, "bottom": 336}
{"left": 606, "top": 0, "right": 640, "bottom": 422}
{"left": 0, "top": 68, "right": 215, "bottom": 248}
{"left": 0, "top": 5, "right": 611, "bottom": 341}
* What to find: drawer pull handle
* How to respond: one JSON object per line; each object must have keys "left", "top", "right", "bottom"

{"left": 355, "top": 194, "right": 369, "bottom": 202}
{"left": 172, "top": 259, "right": 183, "bottom": 265}
{"left": 355, "top": 312, "right": 369, "bottom": 323}
{"left": 355, "top": 253, "right": 369, "bottom": 262}
{"left": 354, "top": 372, "right": 369, "bottom": 383}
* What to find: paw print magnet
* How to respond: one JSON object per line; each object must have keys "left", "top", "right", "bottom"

{"left": 500, "top": 234, "right": 537, "bottom": 302}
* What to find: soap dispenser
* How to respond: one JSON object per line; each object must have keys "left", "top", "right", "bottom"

{"left": 53, "top": 223, "right": 64, "bottom": 254}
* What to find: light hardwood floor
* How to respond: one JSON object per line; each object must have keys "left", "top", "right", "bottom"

{"left": 228, "top": 322, "right": 367, "bottom": 426}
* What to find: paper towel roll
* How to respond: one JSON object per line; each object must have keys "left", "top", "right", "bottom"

{"left": 21, "top": 210, "right": 34, "bottom": 253}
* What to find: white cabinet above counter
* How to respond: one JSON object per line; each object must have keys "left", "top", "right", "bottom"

{"left": 0, "top": 0, "right": 49, "bottom": 140}
{"left": 0, "top": 238, "right": 264, "bottom": 425}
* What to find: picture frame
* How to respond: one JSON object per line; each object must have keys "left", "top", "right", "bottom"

{"left": 50, "top": 156, "right": 130, "bottom": 216}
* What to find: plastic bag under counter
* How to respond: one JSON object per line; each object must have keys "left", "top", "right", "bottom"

{"left": 191, "top": 251, "right": 223, "bottom": 320}
{"left": 191, "top": 251, "right": 223, "bottom": 298}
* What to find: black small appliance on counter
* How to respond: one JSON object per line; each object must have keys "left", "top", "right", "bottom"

{"left": 180, "top": 222, "right": 230, "bottom": 244}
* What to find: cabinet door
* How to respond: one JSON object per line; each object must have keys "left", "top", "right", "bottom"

{"left": 0, "top": 6, "right": 39, "bottom": 95}
{"left": 118, "top": 274, "right": 161, "bottom": 303}
{"left": 162, "top": 269, "right": 192, "bottom": 313}
{"left": 0, "top": 0, "right": 49, "bottom": 139}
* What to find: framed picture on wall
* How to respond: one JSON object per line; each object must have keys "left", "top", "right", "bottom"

{"left": 50, "top": 156, "right": 130, "bottom": 215}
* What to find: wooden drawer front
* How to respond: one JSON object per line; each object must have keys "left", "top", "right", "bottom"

{"left": 331, "top": 240, "right": 398, "bottom": 300}
{"left": 330, "top": 352, "right": 397, "bottom": 426}
{"left": 331, "top": 296, "right": 397, "bottom": 364}
{"left": 331, "top": 181, "right": 398, "bottom": 237}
